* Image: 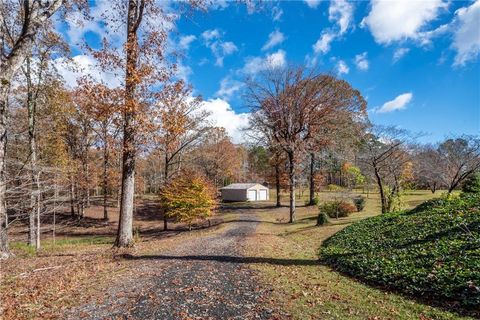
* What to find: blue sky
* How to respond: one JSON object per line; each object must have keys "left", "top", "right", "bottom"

{"left": 57, "top": 0, "right": 480, "bottom": 143}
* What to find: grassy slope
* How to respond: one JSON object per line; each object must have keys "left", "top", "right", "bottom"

{"left": 321, "top": 193, "right": 480, "bottom": 312}
{"left": 243, "top": 190, "right": 473, "bottom": 319}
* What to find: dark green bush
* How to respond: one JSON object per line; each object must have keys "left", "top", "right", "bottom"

{"left": 319, "top": 200, "right": 356, "bottom": 218}
{"left": 320, "top": 192, "right": 480, "bottom": 308}
{"left": 353, "top": 196, "right": 366, "bottom": 212}
{"left": 317, "top": 211, "right": 328, "bottom": 226}
{"left": 462, "top": 172, "right": 480, "bottom": 193}
{"left": 305, "top": 196, "right": 320, "bottom": 206}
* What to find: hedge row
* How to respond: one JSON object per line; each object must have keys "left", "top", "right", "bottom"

{"left": 320, "top": 193, "right": 480, "bottom": 308}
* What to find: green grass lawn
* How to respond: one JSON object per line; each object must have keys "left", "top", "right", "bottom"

{"left": 242, "top": 189, "right": 474, "bottom": 319}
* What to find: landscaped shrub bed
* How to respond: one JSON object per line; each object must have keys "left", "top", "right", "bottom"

{"left": 319, "top": 200, "right": 356, "bottom": 218}
{"left": 320, "top": 193, "right": 480, "bottom": 308}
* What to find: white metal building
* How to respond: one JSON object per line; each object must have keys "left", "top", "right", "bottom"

{"left": 220, "top": 183, "right": 269, "bottom": 202}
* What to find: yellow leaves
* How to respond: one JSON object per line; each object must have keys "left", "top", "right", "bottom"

{"left": 159, "top": 170, "right": 218, "bottom": 225}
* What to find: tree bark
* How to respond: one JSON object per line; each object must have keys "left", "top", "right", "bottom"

{"left": 0, "top": 84, "right": 9, "bottom": 258}
{"left": 103, "top": 130, "right": 109, "bottom": 220}
{"left": 374, "top": 166, "right": 387, "bottom": 213}
{"left": 163, "top": 153, "right": 169, "bottom": 231}
{"left": 275, "top": 163, "right": 281, "bottom": 207}
{"left": 287, "top": 151, "right": 296, "bottom": 223}
{"left": 308, "top": 152, "right": 315, "bottom": 206}
{"left": 26, "top": 57, "right": 41, "bottom": 249}
{"left": 116, "top": 0, "right": 144, "bottom": 247}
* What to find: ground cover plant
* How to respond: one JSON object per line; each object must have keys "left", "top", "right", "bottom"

{"left": 320, "top": 192, "right": 480, "bottom": 311}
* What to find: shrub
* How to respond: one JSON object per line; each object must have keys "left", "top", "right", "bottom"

{"left": 320, "top": 193, "right": 480, "bottom": 308}
{"left": 316, "top": 212, "right": 328, "bottom": 226}
{"left": 326, "top": 184, "right": 343, "bottom": 192}
{"left": 353, "top": 196, "right": 366, "bottom": 212}
{"left": 319, "top": 200, "right": 356, "bottom": 218}
{"left": 462, "top": 172, "right": 480, "bottom": 193}
{"left": 305, "top": 196, "right": 320, "bottom": 206}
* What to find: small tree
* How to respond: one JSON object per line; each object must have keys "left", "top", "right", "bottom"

{"left": 462, "top": 172, "right": 480, "bottom": 193}
{"left": 159, "top": 171, "right": 217, "bottom": 230}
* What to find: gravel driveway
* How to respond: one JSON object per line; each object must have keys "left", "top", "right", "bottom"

{"left": 69, "top": 213, "right": 278, "bottom": 320}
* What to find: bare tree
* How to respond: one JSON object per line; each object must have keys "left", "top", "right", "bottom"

{"left": 359, "top": 126, "right": 413, "bottom": 213}
{"left": 413, "top": 145, "right": 445, "bottom": 193}
{"left": 0, "top": 0, "right": 64, "bottom": 258}
{"left": 247, "top": 66, "right": 366, "bottom": 222}
{"left": 438, "top": 136, "right": 480, "bottom": 194}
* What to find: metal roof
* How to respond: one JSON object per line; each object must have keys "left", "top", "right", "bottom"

{"left": 220, "top": 183, "right": 267, "bottom": 190}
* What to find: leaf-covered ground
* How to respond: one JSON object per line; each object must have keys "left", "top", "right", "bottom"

{"left": 65, "top": 213, "right": 281, "bottom": 319}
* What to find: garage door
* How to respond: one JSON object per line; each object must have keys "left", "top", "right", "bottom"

{"left": 247, "top": 190, "right": 257, "bottom": 201}
{"left": 258, "top": 190, "right": 268, "bottom": 200}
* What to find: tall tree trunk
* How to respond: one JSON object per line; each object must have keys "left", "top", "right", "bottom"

{"left": 275, "top": 163, "right": 281, "bottom": 207}
{"left": 163, "top": 154, "right": 169, "bottom": 231}
{"left": 0, "top": 85, "right": 9, "bottom": 258}
{"left": 308, "top": 152, "right": 315, "bottom": 206}
{"left": 70, "top": 174, "right": 75, "bottom": 216}
{"left": 26, "top": 57, "right": 40, "bottom": 248}
{"left": 103, "top": 135, "right": 109, "bottom": 220}
{"left": 374, "top": 166, "right": 387, "bottom": 213}
{"left": 287, "top": 151, "right": 296, "bottom": 223}
{"left": 116, "top": 0, "right": 143, "bottom": 247}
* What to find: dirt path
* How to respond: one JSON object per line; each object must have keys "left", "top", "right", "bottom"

{"left": 68, "top": 213, "right": 278, "bottom": 319}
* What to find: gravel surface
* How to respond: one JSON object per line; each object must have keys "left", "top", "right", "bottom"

{"left": 68, "top": 214, "right": 278, "bottom": 320}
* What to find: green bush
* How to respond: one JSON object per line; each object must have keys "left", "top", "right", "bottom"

{"left": 462, "top": 172, "right": 480, "bottom": 193}
{"left": 316, "top": 212, "right": 328, "bottom": 226}
{"left": 319, "top": 200, "right": 356, "bottom": 218}
{"left": 353, "top": 196, "right": 366, "bottom": 212}
{"left": 320, "top": 192, "right": 480, "bottom": 308}
{"left": 305, "top": 196, "right": 320, "bottom": 206}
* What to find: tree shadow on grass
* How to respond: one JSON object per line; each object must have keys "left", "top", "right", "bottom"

{"left": 119, "top": 253, "right": 320, "bottom": 266}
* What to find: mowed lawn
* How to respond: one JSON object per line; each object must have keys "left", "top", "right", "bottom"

{"left": 239, "top": 189, "right": 472, "bottom": 320}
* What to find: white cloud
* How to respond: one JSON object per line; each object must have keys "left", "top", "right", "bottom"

{"left": 216, "top": 77, "right": 244, "bottom": 100}
{"left": 377, "top": 92, "right": 413, "bottom": 113}
{"left": 201, "top": 29, "right": 238, "bottom": 67}
{"left": 305, "top": 0, "right": 321, "bottom": 9}
{"left": 242, "top": 49, "right": 286, "bottom": 75}
{"left": 313, "top": 32, "right": 335, "bottom": 54}
{"left": 272, "top": 6, "right": 283, "bottom": 22}
{"left": 393, "top": 48, "right": 410, "bottom": 62}
{"left": 337, "top": 60, "right": 350, "bottom": 75}
{"left": 452, "top": 0, "right": 480, "bottom": 66}
{"left": 201, "top": 29, "right": 221, "bottom": 42}
{"left": 267, "top": 50, "right": 287, "bottom": 68}
{"left": 179, "top": 35, "right": 196, "bottom": 50}
{"left": 54, "top": 54, "right": 122, "bottom": 88}
{"left": 262, "top": 30, "right": 286, "bottom": 51}
{"left": 175, "top": 62, "right": 192, "bottom": 82}
{"left": 362, "top": 0, "right": 448, "bottom": 44}
{"left": 329, "top": 0, "right": 354, "bottom": 35}
{"left": 200, "top": 98, "right": 250, "bottom": 143}
{"left": 355, "top": 52, "right": 369, "bottom": 70}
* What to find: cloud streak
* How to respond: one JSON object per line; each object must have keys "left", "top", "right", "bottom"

{"left": 377, "top": 92, "right": 413, "bottom": 113}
